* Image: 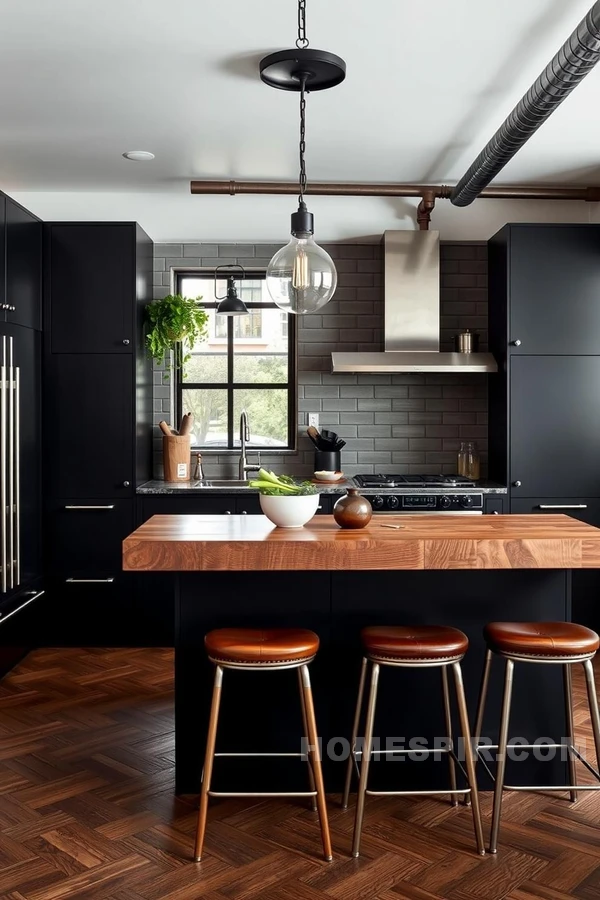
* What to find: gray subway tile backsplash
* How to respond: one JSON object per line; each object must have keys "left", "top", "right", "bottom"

{"left": 151, "top": 240, "right": 489, "bottom": 479}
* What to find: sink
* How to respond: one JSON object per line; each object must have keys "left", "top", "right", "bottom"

{"left": 195, "top": 479, "right": 251, "bottom": 488}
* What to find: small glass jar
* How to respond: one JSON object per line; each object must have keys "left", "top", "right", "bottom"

{"left": 457, "top": 441, "right": 480, "bottom": 480}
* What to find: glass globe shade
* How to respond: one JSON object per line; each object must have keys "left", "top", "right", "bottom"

{"left": 266, "top": 235, "right": 337, "bottom": 314}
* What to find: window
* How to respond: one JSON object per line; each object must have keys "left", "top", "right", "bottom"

{"left": 177, "top": 272, "right": 296, "bottom": 450}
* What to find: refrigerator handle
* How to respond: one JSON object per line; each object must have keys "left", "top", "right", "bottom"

{"left": 15, "top": 362, "right": 20, "bottom": 586}
{"left": 0, "top": 336, "right": 6, "bottom": 593}
{"left": 8, "top": 338, "right": 14, "bottom": 589}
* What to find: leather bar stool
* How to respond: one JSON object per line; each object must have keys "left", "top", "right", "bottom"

{"left": 342, "top": 625, "right": 485, "bottom": 857}
{"left": 194, "top": 627, "right": 332, "bottom": 862}
{"left": 475, "top": 621, "right": 600, "bottom": 854}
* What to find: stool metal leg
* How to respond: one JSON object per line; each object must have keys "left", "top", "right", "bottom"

{"left": 298, "top": 668, "right": 318, "bottom": 811}
{"left": 452, "top": 662, "right": 485, "bottom": 855}
{"left": 489, "top": 658, "right": 514, "bottom": 854}
{"left": 300, "top": 665, "right": 333, "bottom": 861}
{"left": 474, "top": 649, "right": 493, "bottom": 745}
{"left": 342, "top": 656, "right": 368, "bottom": 809}
{"left": 582, "top": 659, "right": 600, "bottom": 780}
{"left": 442, "top": 666, "right": 459, "bottom": 808}
{"left": 563, "top": 664, "right": 578, "bottom": 803}
{"left": 351, "top": 662, "right": 380, "bottom": 858}
{"left": 194, "top": 665, "right": 223, "bottom": 862}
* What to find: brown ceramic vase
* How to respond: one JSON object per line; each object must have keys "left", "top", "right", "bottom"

{"left": 333, "top": 488, "right": 373, "bottom": 529}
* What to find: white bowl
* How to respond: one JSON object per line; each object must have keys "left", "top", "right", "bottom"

{"left": 259, "top": 493, "right": 320, "bottom": 528}
{"left": 314, "top": 470, "right": 342, "bottom": 482}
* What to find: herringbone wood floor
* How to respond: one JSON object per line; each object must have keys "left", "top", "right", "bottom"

{"left": 2, "top": 649, "right": 600, "bottom": 899}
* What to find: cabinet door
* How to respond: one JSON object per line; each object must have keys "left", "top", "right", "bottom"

{"left": 46, "top": 355, "right": 133, "bottom": 497}
{"left": 510, "top": 356, "right": 600, "bottom": 498}
{"left": 511, "top": 498, "right": 600, "bottom": 632}
{"left": 37, "top": 577, "right": 136, "bottom": 647}
{"left": 46, "top": 499, "right": 133, "bottom": 578}
{"left": 510, "top": 226, "right": 600, "bottom": 355}
{"left": 48, "top": 224, "right": 135, "bottom": 353}
{"left": 5, "top": 199, "right": 41, "bottom": 330}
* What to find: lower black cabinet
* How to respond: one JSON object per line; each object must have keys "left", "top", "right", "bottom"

{"left": 511, "top": 497, "right": 600, "bottom": 631}
{"left": 37, "top": 576, "right": 137, "bottom": 647}
{"left": 0, "top": 581, "right": 45, "bottom": 677}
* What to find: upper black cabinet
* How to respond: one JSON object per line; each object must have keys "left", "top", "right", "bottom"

{"left": 510, "top": 356, "right": 600, "bottom": 498}
{"left": 45, "top": 223, "right": 142, "bottom": 353}
{"left": 5, "top": 198, "right": 42, "bottom": 330}
{"left": 490, "top": 224, "right": 600, "bottom": 356}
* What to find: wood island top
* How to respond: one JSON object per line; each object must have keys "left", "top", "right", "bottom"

{"left": 122, "top": 513, "right": 600, "bottom": 572}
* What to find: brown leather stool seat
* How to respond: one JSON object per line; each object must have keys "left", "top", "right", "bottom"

{"left": 361, "top": 624, "right": 469, "bottom": 661}
{"left": 205, "top": 627, "right": 319, "bottom": 665}
{"left": 484, "top": 621, "right": 599, "bottom": 658}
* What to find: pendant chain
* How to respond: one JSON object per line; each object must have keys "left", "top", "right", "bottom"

{"left": 296, "top": 0, "right": 309, "bottom": 49}
{"left": 298, "top": 78, "right": 307, "bottom": 206}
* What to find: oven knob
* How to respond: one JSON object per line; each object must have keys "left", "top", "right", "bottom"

{"left": 387, "top": 495, "right": 400, "bottom": 510}
{"left": 439, "top": 496, "right": 452, "bottom": 509}
{"left": 372, "top": 495, "right": 385, "bottom": 510}
{"left": 460, "top": 495, "right": 474, "bottom": 508}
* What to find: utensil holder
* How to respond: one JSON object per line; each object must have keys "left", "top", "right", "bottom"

{"left": 314, "top": 450, "right": 341, "bottom": 472}
{"left": 163, "top": 434, "right": 192, "bottom": 482}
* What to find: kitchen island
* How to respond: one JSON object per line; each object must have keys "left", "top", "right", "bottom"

{"left": 123, "top": 514, "right": 600, "bottom": 795}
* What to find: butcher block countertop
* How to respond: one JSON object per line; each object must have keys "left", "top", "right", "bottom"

{"left": 122, "top": 513, "right": 600, "bottom": 572}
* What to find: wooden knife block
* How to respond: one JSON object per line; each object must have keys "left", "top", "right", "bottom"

{"left": 163, "top": 435, "right": 191, "bottom": 482}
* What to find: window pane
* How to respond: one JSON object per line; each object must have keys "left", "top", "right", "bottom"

{"left": 234, "top": 307, "right": 289, "bottom": 383}
{"left": 182, "top": 388, "right": 228, "bottom": 447}
{"left": 182, "top": 308, "right": 227, "bottom": 383}
{"left": 234, "top": 390, "right": 288, "bottom": 447}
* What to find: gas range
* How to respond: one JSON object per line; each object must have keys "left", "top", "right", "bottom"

{"left": 353, "top": 474, "right": 484, "bottom": 514}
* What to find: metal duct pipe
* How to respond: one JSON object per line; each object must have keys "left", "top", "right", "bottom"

{"left": 451, "top": 2, "right": 600, "bottom": 207}
{"left": 190, "top": 179, "right": 600, "bottom": 201}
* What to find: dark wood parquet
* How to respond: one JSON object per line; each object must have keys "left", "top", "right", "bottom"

{"left": 1, "top": 647, "right": 600, "bottom": 899}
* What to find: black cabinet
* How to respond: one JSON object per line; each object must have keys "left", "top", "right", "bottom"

{"left": 511, "top": 498, "right": 600, "bottom": 631}
{"left": 45, "top": 354, "right": 134, "bottom": 498}
{"left": 46, "top": 499, "right": 133, "bottom": 578}
{"left": 45, "top": 224, "right": 138, "bottom": 353}
{"left": 0, "top": 581, "right": 45, "bottom": 676}
{"left": 510, "top": 356, "right": 600, "bottom": 498}
{"left": 491, "top": 224, "right": 600, "bottom": 356}
{"left": 5, "top": 198, "right": 42, "bottom": 330}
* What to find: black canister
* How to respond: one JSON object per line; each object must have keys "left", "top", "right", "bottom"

{"left": 314, "top": 450, "right": 341, "bottom": 472}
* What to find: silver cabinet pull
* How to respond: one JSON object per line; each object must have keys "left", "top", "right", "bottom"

{"left": 537, "top": 504, "right": 588, "bottom": 510}
{"left": 0, "top": 336, "right": 7, "bottom": 592}
{"left": 66, "top": 577, "right": 115, "bottom": 583}
{"left": 0, "top": 589, "right": 44, "bottom": 625}
{"left": 64, "top": 505, "right": 115, "bottom": 510}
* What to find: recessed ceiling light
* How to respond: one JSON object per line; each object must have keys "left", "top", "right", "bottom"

{"left": 122, "top": 150, "right": 155, "bottom": 161}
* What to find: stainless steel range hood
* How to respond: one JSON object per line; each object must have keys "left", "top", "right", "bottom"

{"left": 331, "top": 230, "right": 497, "bottom": 374}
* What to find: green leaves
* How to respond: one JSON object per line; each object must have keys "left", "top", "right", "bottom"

{"left": 144, "top": 294, "right": 209, "bottom": 372}
{"left": 249, "top": 468, "right": 318, "bottom": 496}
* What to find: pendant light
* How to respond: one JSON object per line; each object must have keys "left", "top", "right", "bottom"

{"left": 215, "top": 265, "right": 249, "bottom": 316}
{"left": 260, "top": 0, "right": 346, "bottom": 315}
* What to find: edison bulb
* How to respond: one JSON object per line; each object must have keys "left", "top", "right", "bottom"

{"left": 266, "top": 235, "right": 337, "bottom": 314}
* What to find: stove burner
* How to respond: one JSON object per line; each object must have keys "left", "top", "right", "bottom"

{"left": 354, "top": 474, "right": 476, "bottom": 488}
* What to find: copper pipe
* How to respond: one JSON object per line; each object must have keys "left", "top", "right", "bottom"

{"left": 416, "top": 190, "right": 436, "bottom": 230}
{"left": 190, "top": 179, "right": 600, "bottom": 202}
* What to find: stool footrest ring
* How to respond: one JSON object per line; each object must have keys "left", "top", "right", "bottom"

{"left": 475, "top": 741, "right": 600, "bottom": 791}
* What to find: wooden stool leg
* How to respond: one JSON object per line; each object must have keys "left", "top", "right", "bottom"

{"left": 582, "top": 658, "right": 600, "bottom": 778}
{"left": 489, "top": 658, "right": 514, "bottom": 854}
{"left": 442, "top": 666, "right": 459, "bottom": 808}
{"left": 194, "top": 665, "right": 223, "bottom": 862}
{"left": 301, "top": 665, "right": 333, "bottom": 861}
{"left": 474, "top": 648, "right": 493, "bottom": 745}
{"left": 563, "top": 664, "right": 578, "bottom": 803}
{"left": 452, "top": 662, "right": 485, "bottom": 855}
{"left": 298, "top": 667, "right": 318, "bottom": 811}
{"left": 351, "top": 662, "right": 380, "bottom": 858}
{"left": 342, "top": 656, "right": 368, "bottom": 809}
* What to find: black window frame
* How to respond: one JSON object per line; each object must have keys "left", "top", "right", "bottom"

{"left": 176, "top": 271, "right": 297, "bottom": 451}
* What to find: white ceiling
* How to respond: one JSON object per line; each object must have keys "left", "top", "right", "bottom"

{"left": 2, "top": 0, "right": 600, "bottom": 240}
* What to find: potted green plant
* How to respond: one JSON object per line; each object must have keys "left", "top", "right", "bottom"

{"left": 144, "top": 293, "right": 208, "bottom": 375}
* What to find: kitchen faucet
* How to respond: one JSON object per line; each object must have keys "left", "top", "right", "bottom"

{"left": 239, "top": 409, "right": 261, "bottom": 480}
